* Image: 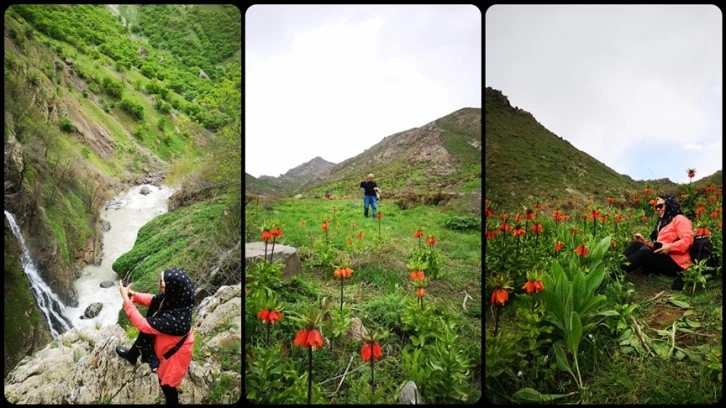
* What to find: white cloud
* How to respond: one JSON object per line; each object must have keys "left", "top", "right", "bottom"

{"left": 246, "top": 5, "right": 481, "bottom": 178}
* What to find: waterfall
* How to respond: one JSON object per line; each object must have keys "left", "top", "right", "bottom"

{"left": 4, "top": 210, "right": 74, "bottom": 338}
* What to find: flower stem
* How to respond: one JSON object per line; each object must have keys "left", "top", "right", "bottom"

{"left": 269, "top": 237, "right": 277, "bottom": 262}
{"left": 371, "top": 355, "right": 376, "bottom": 395}
{"left": 307, "top": 346, "right": 312, "bottom": 405}
{"left": 494, "top": 305, "right": 500, "bottom": 337}
{"left": 266, "top": 321, "right": 270, "bottom": 344}
{"left": 264, "top": 241, "right": 268, "bottom": 263}
{"left": 531, "top": 293, "right": 535, "bottom": 312}
{"left": 340, "top": 277, "right": 344, "bottom": 312}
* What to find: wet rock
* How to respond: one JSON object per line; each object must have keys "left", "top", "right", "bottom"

{"left": 79, "top": 302, "right": 103, "bottom": 320}
{"left": 100, "top": 281, "right": 115, "bottom": 289}
{"left": 139, "top": 185, "right": 151, "bottom": 195}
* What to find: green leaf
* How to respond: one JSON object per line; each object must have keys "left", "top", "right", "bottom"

{"left": 668, "top": 298, "right": 690, "bottom": 309}
{"left": 684, "top": 318, "right": 702, "bottom": 328}
{"left": 597, "top": 309, "right": 620, "bottom": 317}
{"left": 571, "top": 270, "right": 586, "bottom": 312}
{"left": 513, "top": 387, "right": 575, "bottom": 403}
{"left": 553, "top": 343, "right": 573, "bottom": 375}
{"left": 585, "top": 263, "right": 606, "bottom": 295}
{"left": 567, "top": 313, "right": 582, "bottom": 355}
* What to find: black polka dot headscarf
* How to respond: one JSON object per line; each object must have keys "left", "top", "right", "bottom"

{"left": 147, "top": 268, "right": 194, "bottom": 336}
{"left": 649, "top": 194, "right": 683, "bottom": 241}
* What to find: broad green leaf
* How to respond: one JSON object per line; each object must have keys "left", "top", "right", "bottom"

{"left": 572, "top": 270, "right": 586, "bottom": 312}
{"left": 513, "top": 387, "right": 576, "bottom": 403}
{"left": 597, "top": 309, "right": 620, "bottom": 317}
{"left": 553, "top": 343, "right": 573, "bottom": 376}
{"left": 585, "top": 263, "right": 606, "bottom": 295}
{"left": 684, "top": 318, "right": 702, "bottom": 328}
{"left": 579, "top": 295, "right": 607, "bottom": 316}
{"left": 564, "top": 289, "right": 574, "bottom": 332}
{"left": 568, "top": 313, "right": 582, "bottom": 355}
{"left": 668, "top": 298, "right": 690, "bottom": 309}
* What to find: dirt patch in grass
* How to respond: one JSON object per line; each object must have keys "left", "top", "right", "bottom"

{"left": 643, "top": 305, "right": 683, "bottom": 329}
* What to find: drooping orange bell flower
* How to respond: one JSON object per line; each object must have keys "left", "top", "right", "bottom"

{"left": 575, "top": 244, "right": 589, "bottom": 257}
{"left": 491, "top": 288, "right": 509, "bottom": 306}
{"left": 361, "top": 342, "right": 383, "bottom": 362}
{"left": 522, "top": 280, "right": 544, "bottom": 294}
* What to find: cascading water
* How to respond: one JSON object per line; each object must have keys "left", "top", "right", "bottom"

{"left": 4, "top": 210, "right": 73, "bottom": 339}
{"left": 65, "top": 184, "right": 173, "bottom": 331}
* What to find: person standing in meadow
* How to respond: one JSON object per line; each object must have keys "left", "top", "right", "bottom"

{"left": 359, "top": 173, "right": 379, "bottom": 218}
{"left": 621, "top": 194, "right": 693, "bottom": 290}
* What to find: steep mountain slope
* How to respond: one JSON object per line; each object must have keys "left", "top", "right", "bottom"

{"left": 486, "top": 87, "right": 657, "bottom": 211}
{"left": 248, "top": 108, "right": 482, "bottom": 199}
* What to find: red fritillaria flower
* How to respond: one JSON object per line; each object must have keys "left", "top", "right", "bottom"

{"left": 415, "top": 287, "right": 426, "bottom": 298}
{"left": 271, "top": 227, "right": 282, "bottom": 238}
{"left": 499, "top": 223, "right": 511, "bottom": 232}
{"left": 426, "top": 236, "right": 437, "bottom": 246}
{"left": 522, "top": 280, "right": 544, "bottom": 294}
{"left": 257, "top": 309, "right": 270, "bottom": 322}
{"left": 409, "top": 271, "right": 425, "bottom": 280}
{"left": 530, "top": 223, "right": 543, "bottom": 234}
{"left": 357, "top": 231, "right": 365, "bottom": 239}
{"left": 376, "top": 213, "right": 382, "bottom": 220}
{"left": 486, "top": 229, "right": 500, "bottom": 240}
{"left": 321, "top": 222, "right": 329, "bottom": 231}
{"left": 268, "top": 310, "right": 282, "bottom": 323}
{"left": 261, "top": 229, "right": 273, "bottom": 241}
{"left": 491, "top": 288, "right": 509, "bottom": 306}
{"left": 554, "top": 241, "right": 565, "bottom": 252}
{"left": 295, "top": 328, "right": 324, "bottom": 350}
{"left": 486, "top": 208, "right": 494, "bottom": 218}
{"left": 512, "top": 226, "right": 526, "bottom": 237}
{"left": 414, "top": 229, "right": 424, "bottom": 238}
{"left": 688, "top": 168, "right": 696, "bottom": 179}
{"left": 575, "top": 244, "right": 589, "bottom": 257}
{"left": 294, "top": 329, "right": 309, "bottom": 347}
{"left": 610, "top": 239, "right": 617, "bottom": 248}
{"left": 361, "top": 342, "right": 383, "bottom": 362}
{"left": 306, "top": 329, "right": 324, "bottom": 349}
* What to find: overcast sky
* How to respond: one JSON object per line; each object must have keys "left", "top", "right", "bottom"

{"left": 245, "top": 5, "right": 481, "bottom": 178}
{"left": 486, "top": 5, "right": 722, "bottom": 185}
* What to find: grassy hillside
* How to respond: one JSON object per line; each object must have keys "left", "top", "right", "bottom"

{"left": 245, "top": 196, "right": 482, "bottom": 404}
{"left": 484, "top": 87, "right": 651, "bottom": 212}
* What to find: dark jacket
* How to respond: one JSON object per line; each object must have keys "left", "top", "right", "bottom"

{"left": 360, "top": 181, "right": 378, "bottom": 196}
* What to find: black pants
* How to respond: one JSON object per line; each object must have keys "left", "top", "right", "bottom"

{"left": 127, "top": 332, "right": 157, "bottom": 365}
{"left": 159, "top": 380, "right": 178, "bottom": 405}
{"left": 621, "top": 240, "right": 683, "bottom": 276}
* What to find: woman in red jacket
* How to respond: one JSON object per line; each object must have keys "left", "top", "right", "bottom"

{"left": 117, "top": 268, "right": 195, "bottom": 404}
{"left": 621, "top": 194, "right": 693, "bottom": 290}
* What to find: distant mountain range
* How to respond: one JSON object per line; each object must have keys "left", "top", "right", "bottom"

{"left": 245, "top": 107, "right": 482, "bottom": 199}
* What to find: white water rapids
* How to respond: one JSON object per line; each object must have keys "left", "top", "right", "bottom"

{"left": 65, "top": 184, "right": 173, "bottom": 331}
{"left": 5, "top": 184, "right": 173, "bottom": 337}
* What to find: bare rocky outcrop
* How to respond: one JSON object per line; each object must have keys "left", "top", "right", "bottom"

{"left": 245, "top": 242, "right": 302, "bottom": 280}
{"left": 4, "top": 284, "right": 241, "bottom": 404}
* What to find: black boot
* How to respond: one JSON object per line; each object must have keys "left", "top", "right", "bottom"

{"left": 671, "top": 276, "right": 685, "bottom": 291}
{"left": 116, "top": 346, "right": 139, "bottom": 365}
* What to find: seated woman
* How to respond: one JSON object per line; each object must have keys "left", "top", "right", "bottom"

{"left": 621, "top": 194, "right": 694, "bottom": 290}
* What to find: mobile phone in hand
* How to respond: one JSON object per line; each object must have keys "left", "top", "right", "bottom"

{"left": 653, "top": 241, "right": 663, "bottom": 250}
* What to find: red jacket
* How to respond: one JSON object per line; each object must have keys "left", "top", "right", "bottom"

{"left": 644, "top": 214, "right": 694, "bottom": 269}
{"left": 124, "top": 293, "right": 195, "bottom": 387}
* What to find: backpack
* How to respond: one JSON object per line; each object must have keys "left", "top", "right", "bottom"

{"left": 690, "top": 235, "right": 718, "bottom": 270}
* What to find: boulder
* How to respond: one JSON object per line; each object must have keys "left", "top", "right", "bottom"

{"left": 79, "top": 302, "right": 103, "bottom": 320}
{"left": 139, "top": 185, "right": 151, "bottom": 195}
{"left": 347, "top": 317, "right": 368, "bottom": 342}
{"left": 245, "top": 242, "right": 302, "bottom": 280}
{"left": 100, "top": 281, "right": 115, "bottom": 288}
{"left": 398, "top": 381, "right": 424, "bottom": 404}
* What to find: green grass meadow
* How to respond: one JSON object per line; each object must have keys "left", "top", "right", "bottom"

{"left": 245, "top": 196, "right": 482, "bottom": 404}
